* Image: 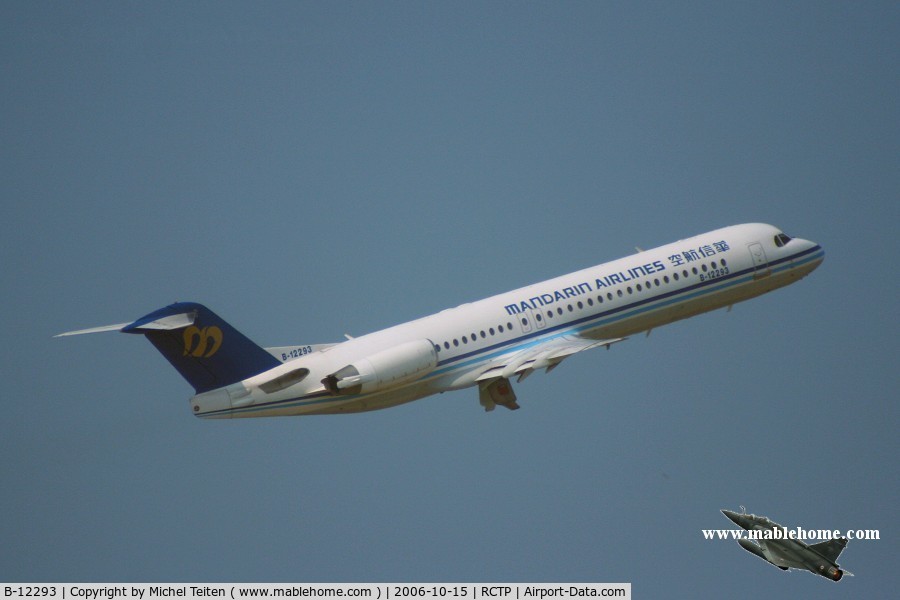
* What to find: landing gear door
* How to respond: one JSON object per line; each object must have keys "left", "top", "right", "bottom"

{"left": 748, "top": 242, "right": 771, "bottom": 279}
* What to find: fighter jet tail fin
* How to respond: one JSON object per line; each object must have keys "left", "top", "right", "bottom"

{"left": 809, "top": 537, "right": 848, "bottom": 562}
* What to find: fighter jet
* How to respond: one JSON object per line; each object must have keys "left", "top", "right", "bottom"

{"left": 721, "top": 509, "right": 851, "bottom": 581}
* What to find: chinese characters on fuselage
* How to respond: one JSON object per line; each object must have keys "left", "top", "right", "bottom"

{"left": 504, "top": 240, "right": 730, "bottom": 316}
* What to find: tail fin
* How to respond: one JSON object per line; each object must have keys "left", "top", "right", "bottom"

{"left": 58, "top": 302, "right": 280, "bottom": 393}
{"left": 809, "top": 537, "right": 848, "bottom": 563}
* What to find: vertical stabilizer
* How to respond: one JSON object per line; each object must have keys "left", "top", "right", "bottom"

{"left": 121, "top": 302, "right": 280, "bottom": 393}
{"left": 57, "top": 302, "right": 280, "bottom": 393}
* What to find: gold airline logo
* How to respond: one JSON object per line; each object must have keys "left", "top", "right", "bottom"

{"left": 183, "top": 326, "right": 223, "bottom": 358}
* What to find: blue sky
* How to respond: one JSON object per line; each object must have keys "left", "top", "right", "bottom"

{"left": 2, "top": 2, "right": 897, "bottom": 596}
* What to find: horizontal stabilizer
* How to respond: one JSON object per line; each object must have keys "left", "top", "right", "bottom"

{"left": 55, "top": 310, "right": 197, "bottom": 337}
{"left": 123, "top": 311, "right": 196, "bottom": 332}
{"left": 54, "top": 323, "right": 131, "bottom": 337}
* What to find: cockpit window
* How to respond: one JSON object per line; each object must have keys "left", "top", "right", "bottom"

{"left": 774, "top": 233, "right": 792, "bottom": 247}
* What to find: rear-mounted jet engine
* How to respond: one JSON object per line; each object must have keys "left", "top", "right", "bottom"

{"left": 322, "top": 339, "right": 438, "bottom": 395}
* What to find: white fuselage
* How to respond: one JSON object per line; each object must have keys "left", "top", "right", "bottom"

{"left": 191, "top": 223, "right": 824, "bottom": 418}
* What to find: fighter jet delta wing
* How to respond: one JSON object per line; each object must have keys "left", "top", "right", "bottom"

{"left": 756, "top": 540, "right": 801, "bottom": 569}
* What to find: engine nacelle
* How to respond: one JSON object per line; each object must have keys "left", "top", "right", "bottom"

{"left": 819, "top": 565, "right": 843, "bottom": 581}
{"left": 322, "top": 339, "right": 438, "bottom": 396}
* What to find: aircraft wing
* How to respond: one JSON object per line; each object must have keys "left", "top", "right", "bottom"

{"left": 476, "top": 334, "right": 626, "bottom": 383}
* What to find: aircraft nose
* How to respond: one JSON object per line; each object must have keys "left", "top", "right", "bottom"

{"left": 789, "top": 237, "right": 825, "bottom": 274}
{"left": 810, "top": 241, "right": 824, "bottom": 267}
{"left": 721, "top": 509, "right": 749, "bottom": 529}
{"left": 799, "top": 238, "right": 824, "bottom": 263}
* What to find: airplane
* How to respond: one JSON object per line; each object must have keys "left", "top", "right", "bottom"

{"left": 721, "top": 508, "right": 851, "bottom": 581}
{"left": 57, "top": 222, "right": 824, "bottom": 419}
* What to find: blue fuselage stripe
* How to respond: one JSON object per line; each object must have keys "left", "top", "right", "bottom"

{"left": 429, "top": 244, "right": 822, "bottom": 374}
